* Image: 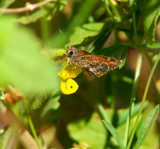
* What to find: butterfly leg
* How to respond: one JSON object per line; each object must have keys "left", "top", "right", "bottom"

{"left": 57, "top": 54, "right": 67, "bottom": 61}
{"left": 82, "top": 69, "right": 92, "bottom": 79}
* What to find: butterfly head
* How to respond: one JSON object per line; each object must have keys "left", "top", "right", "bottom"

{"left": 67, "top": 46, "right": 83, "bottom": 59}
{"left": 67, "top": 46, "right": 75, "bottom": 57}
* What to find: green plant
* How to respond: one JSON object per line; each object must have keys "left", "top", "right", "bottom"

{"left": 0, "top": 0, "right": 159, "bottom": 149}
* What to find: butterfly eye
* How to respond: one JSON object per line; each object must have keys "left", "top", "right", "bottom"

{"left": 69, "top": 51, "right": 73, "bottom": 55}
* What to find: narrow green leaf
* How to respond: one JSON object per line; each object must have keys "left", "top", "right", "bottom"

{"left": 142, "top": 0, "right": 160, "bottom": 42}
{"left": 134, "top": 105, "right": 159, "bottom": 149}
{"left": 0, "top": 129, "right": 5, "bottom": 149}
{"left": 146, "top": 42, "right": 160, "bottom": 49}
{"left": 119, "top": 46, "right": 127, "bottom": 69}
{"left": 117, "top": 102, "right": 148, "bottom": 125}
{"left": 94, "top": 43, "right": 126, "bottom": 56}
{"left": 127, "top": 54, "right": 160, "bottom": 149}
{"left": 103, "top": 120, "right": 125, "bottom": 149}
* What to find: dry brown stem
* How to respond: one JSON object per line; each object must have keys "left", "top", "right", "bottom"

{"left": 0, "top": 0, "right": 54, "bottom": 14}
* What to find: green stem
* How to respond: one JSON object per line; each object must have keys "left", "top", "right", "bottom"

{"left": 38, "top": 0, "right": 50, "bottom": 47}
{"left": 28, "top": 116, "right": 41, "bottom": 149}
{"left": 127, "top": 53, "right": 160, "bottom": 149}
{"left": 40, "top": 17, "right": 50, "bottom": 47}
{"left": 132, "top": 12, "right": 138, "bottom": 43}
{"left": 104, "top": 0, "right": 113, "bottom": 17}
{"left": 106, "top": 0, "right": 121, "bottom": 21}
{"left": 129, "top": 0, "right": 134, "bottom": 6}
{"left": 124, "top": 53, "right": 142, "bottom": 147}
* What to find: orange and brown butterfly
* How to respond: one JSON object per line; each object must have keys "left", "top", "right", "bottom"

{"left": 65, "top": 46, "right": 122, "bottom": 79}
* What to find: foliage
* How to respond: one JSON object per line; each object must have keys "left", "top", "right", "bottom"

{"left": 0, "top": 0, "right": 160, "bottom": 149}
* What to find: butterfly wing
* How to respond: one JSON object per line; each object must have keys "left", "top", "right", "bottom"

{"left": 75, "top": 54, "right": 121, "bottom": 77}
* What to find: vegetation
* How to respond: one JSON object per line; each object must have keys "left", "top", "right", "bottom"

{"left": 0, "top": 0, "right": 159, "bottom": 149}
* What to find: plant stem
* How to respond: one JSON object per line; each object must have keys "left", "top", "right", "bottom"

{"left": 106, "top": 0, "right": 121, "bottom": 21}
{"left": 129, "top": 0, "right": 134, "bottom": 6}
{"left": 40, "top": 17, "right": 50, "bottom": 47}
{"left": 127, "top": 53, "right": 160, "bottom": 149}
{"left": 124, "top": 53, "right": 142, "bottom": 147}
{"left": 104, "top": 0, "right": 112, "bottom": 17}
{"left": 28, "top": 116, "right": 41, "bottom": 149}
{"left": 38, "top": 0, "right": 50, "bottom": 47}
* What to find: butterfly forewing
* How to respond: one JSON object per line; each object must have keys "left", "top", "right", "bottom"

{"left": 73, "top": 54, "right": 121, "bottom": 77}
{"left": 67, "top": 47, "right": 121, "bottom": 78}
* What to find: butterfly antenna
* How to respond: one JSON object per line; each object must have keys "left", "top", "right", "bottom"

{"left": 59, "top": 28, "right": 70, "bottom": 47}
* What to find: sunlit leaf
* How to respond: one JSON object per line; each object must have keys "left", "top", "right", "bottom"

{"left": 134, "top": 105, "right": 159, "bottom": 149}
{"left": 67, "top": 113, "right": 107, "bottom": 149}
{"left": 103, "top": 121, "right": 125, "bottom": 149}
{"left": 69, "top": 23, "right": 103, "bottom": 45}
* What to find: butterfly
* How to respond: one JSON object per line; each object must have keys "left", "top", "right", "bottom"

{"left": 64, "top": 46, "right": 121, "bottom": 78}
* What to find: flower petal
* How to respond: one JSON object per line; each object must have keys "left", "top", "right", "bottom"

{"left": 60, "top": 79, "right": 79, "bottom": 95}
{"left": 58, "top": 64, "right": 82, "bottom": 80}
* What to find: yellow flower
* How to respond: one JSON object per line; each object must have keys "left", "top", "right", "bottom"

{"left": 58, "top": 64, "right": 82, "bottom": 80}
{"left": 60, "top": 79, "right": 79, "bottom": 95}
{"left": 58, "top": 64, "right": 82, "bottom": 95}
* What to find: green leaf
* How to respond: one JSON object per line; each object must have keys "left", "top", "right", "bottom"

{"left": 142, "top": 0, "right": 160, "bottom": 42}
{"left": 94, "top": 43, "right": 126, "bottom": 56}
{"left": 18, "top": 0, "right": 67, "bottom": 24}
{"left": 134, "top": 105, "right": 159, "bottom": 149}
{"left": 50, "top": 0, "right": 98, "bottom": 48}
{"left": 69, "top": 23, "right": 103, "bottom": 45}
{"left": 0, "top": 16, "right": 60, "bottom": 94}
{"left": 0, "top": 0, "right": 15, "bottom": 7}
{"left": 117, "top": 102, "right": 148, "bottom": 125}
{"left": 138, "top": 121, "right": 159, "bottom": 149}
{"left": 103, "top": 121, "right": 125, "bottom": 149}
{"left": 14, "top": 93, "right": 47, "bottom": 113}
{"left": 67, "top": 113, "right": 107, "bottom": 149}
{"left": 40, "top": 94, "right": 60, "bottom": 117}
{"left": 17, "top": 9, "right": 47, "bottom": 24}
{"left": 119, "top": 46, "right": 127, "bottom": 69}
{"left": 146, "top": 42, "right": 160, "bottom": 49}
{"left": 0, "top": 129, "right": 5, "bottom": 149}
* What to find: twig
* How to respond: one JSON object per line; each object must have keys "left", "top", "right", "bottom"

{"left": 0, "top": 0, "right": 53, "bottom": 14}
{"left": 0, "top": 108, "right": 39, "bottom": 149}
